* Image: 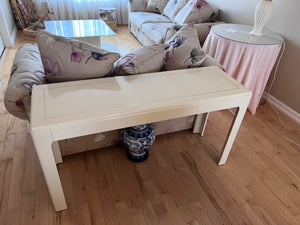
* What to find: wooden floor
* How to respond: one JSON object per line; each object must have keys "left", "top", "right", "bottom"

{"left": 0, "top": 26, "right": 299, "bottom": 225}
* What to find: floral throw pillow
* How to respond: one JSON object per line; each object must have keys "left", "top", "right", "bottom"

{"left": 174, "top": 0, "right": 215, "bottom": 24}
{"left": 163, "top": 0, "right": 187, "bottom": 21}
{"left": 35, "top": 30, "right": 120, "bottom": 83}
{"left": 191, "top": 54, "right": 224, "bottom": 70}
{"left": 129, "top": 0, "right": 148, "bottom": 12}
{"left": 146, "top": 0, "right": 169, "bottom": 13}
{"left": 114, "top": 44, "right": 170, "bottom": 75}
{"left": 164, "top": 24, "right": 205, "bottom": 70}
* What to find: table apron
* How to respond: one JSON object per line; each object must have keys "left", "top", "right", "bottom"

{"left": 46, "top": 94, "right": 251, "bottom": 141}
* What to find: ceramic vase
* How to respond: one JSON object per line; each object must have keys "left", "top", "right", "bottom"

{"left": 122, "top": 124, "right": 155, "bottom": 162}
{"left": 249, "top": 0, "right": 273, "bottom": 36}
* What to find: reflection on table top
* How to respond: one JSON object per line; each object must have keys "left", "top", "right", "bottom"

{"left": 30, "top": 67, "right": 250, "bottom": 129}
{"left": 211, "top": 24, "right": 283, "bottom": 45}
{"left": 45, "top": 19, "right": 116, "bottom": 38}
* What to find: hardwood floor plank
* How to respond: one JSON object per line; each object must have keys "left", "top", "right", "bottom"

{"left": 20, "top": 134, "right": 37, "bottom": 225}
{"left": 232, "top": 150, "right": 296, "bottom": 225}
{"left": 81, "top": 153, "right": 106, "bottom": 225}
{"left": 0, "top": 134, "right": 15, "bottom": 225}
{"left": 6, "top": 131, "right": 27, "bottom": 225}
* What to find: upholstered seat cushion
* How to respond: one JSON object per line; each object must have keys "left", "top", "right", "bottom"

{"left": 141, "top": 23, "right": 175, "bottom": 44}
{"left": 129, "top": 12, "right": 172, "bottom": 30}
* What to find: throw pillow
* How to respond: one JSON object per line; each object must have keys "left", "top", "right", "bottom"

{"left": 191, "top": 54, "right": 224, "bottom": 70}
{"left": 164, "top": 24, "right": 182, "bottom": 43}
{"left": 114, "top": 44, "right": 170, "bottom": 75}
{"left": 129, "top": 0, "right": 148, "bottom": 12}
{"left": 9, "top": 0, "right": 27, "bottom": 29}
{"left": 35, "top": 30, "right": 120, "bottom": 83}
{"left": 164, "top": 24, "right": 205, "bottom": 70}
{"left": 174, "top": 0, "right": 215, "bottom": 24}
{"left": 146, "top": 0, "right": 169, "bottom": 13}
{"left": 163, "top": 0, "right": 187, "bottom": 21}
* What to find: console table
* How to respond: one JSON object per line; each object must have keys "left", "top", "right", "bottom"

{"left": 203, "top": 24, "right": 283, "bottom": 114}
{"left": 30, "top": 67, "right": 251, "bottom": 211}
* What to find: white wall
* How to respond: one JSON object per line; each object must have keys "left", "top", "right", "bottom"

{"left": 207, "top": 0, "right": 300, "bottom": 113}
{"left": 0, "top": 0, "right": 17, "bottom": 47}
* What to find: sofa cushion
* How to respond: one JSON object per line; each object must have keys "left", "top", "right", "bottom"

{"left": 141, "top": 23, "right": 176, "bottom": 44}
{"left": 130, "top": 12, "right": 172, "bottom": 29}
{"left": 146, "top": 0, "right": 169, "bottom": 13}
{"left": 174, "top": 0, "right": 215, "bottom": 24}
{"left": 129, "top": 0, "right": 148, "bottom": 12}
{"left": 35, "top": 30, "right": 120, "bottom": 83}
{"left": 163, "top": 0, "right": 187, "bottom": 21}
{"left": 164, "top": 24, "right": 204, "bottom": 70}
{"left": 114, "top": 44, "right": 170, "bottom": 75}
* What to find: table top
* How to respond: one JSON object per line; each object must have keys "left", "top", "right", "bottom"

{"left": 30, "top": 67, "right": 251, "bottom": 131}
{"left": 44, "top": 19, "right": 115, "bottom": 38}
{"left": 211, "top": 24, "right": 283, "bottom": 45}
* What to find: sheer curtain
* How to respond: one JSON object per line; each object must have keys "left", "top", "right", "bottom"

{"left": 45, "top": 0, "right": 128, "bottom": 24}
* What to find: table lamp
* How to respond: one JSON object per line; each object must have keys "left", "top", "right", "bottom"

{"left": 249, "top": 0, "right": 273, "bottom": 36}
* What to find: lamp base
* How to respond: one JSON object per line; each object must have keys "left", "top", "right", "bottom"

{"left": 250, "top": 0, "right": 273, "bottom": 38}
{"left": 249, "top": 30, "right": 263, "bottom": 36}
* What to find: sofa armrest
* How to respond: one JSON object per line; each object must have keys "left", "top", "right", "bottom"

{"left": 4, "top": 44, "right": 47, "bottom": 120}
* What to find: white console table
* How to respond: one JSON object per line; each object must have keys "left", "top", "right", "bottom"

{"left": 30, "top": 66, "right": 251, "bottom": 211}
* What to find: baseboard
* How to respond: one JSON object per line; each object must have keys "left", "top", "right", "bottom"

{"left": 0, "top": 48, "right": 8, "bottom": 85}
{"left": 9, "top": 26, "right": 17, "bottom": 47}
{"left": 263, "top": 92, "right": 300, "bottom": 124}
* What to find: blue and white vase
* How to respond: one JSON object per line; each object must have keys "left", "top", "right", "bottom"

{"left": 122, "top": 124, "right": 155, "bottom": 162}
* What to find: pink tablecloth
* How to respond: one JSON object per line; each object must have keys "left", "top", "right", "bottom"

{"left": 203, "top": 31, "right": 282, "bottom": 114}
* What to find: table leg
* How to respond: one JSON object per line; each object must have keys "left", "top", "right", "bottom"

{"left": 31, "top": 129, "right": 67, "bottom": 211}
{"left": 193, "top": 113, "right": 209, "bottom": 136}
{"left": 52, "top": 141, "right": 63, "bottom": 164}
{"left": 218, "top": 103, "right": 248, "bottom": 165}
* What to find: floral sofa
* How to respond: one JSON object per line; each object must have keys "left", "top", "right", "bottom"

{"left": 4, "top": 26, "right": 222, "bottom": 156}
{"left": 129, "top": 0, "right": 220, "bottom": 46}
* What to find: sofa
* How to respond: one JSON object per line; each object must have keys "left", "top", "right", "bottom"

{"left": 128, "top": 0, "right": 221, "bottom": 46}
{"left": 4, "top": 26, "right": 222, "bottom": 156}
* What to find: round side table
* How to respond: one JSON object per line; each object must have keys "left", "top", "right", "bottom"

{"left": 203, "top": 23, "right": 284, "bottom": 114}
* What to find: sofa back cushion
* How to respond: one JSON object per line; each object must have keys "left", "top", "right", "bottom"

{"left": 129, "top": 0, "right": 148, "bottom": 12}
{"left": 164, "top": 24, "right": 205, "bottom": 70}
{"left": 163, "top": 0, "right": 187, "bottom": 21}
{"left": 114, "top": 44, "right": 170, "bottom": 75}
{"left": 174, "top": 0, "right": 215, "bottom": 24}
{"left": 36, "top": 30, "right": 120, "bottom": 83}
{"left": 146, "top": 0, "right": 169, "bottom": 13}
